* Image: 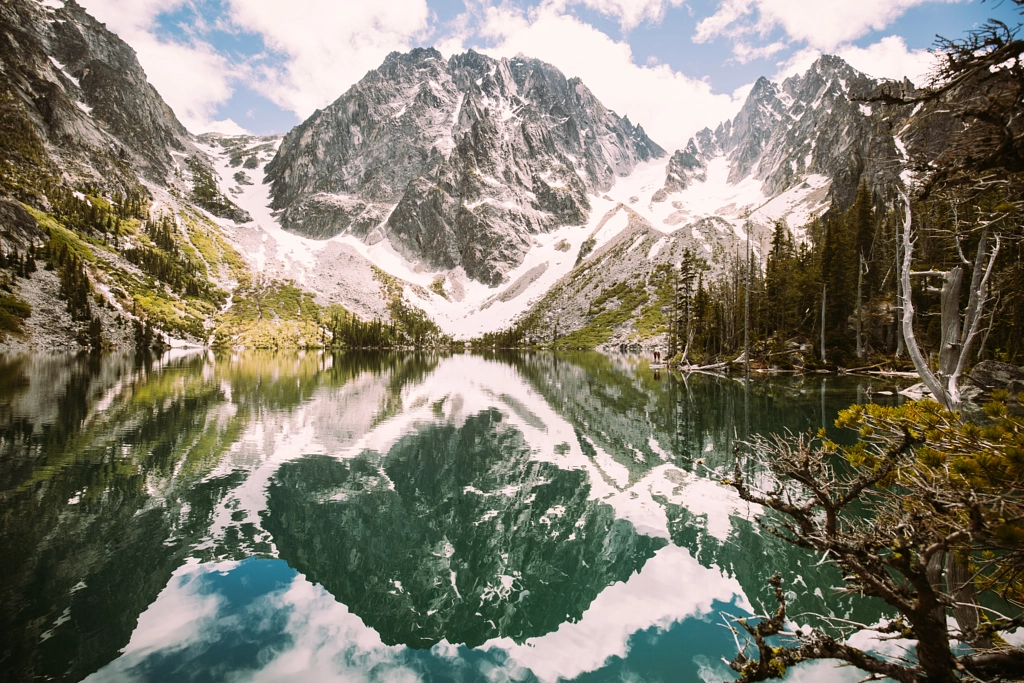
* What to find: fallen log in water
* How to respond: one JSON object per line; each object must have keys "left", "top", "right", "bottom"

{"left": 676, "top": 361, "right": 729, "bottom": 372}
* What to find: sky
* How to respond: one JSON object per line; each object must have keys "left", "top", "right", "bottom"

{"left": 73, "top": 0, "right": 1023, "bottom": 153}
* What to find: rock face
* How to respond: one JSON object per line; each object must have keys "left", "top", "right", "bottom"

{"left": 659, "top": 55, "right": 908, "bottom": 212}
{"left": 0, "top": 199, "right": 46, "bottom": 251}
{"left": 0, "top": 0, "right": 261, "bottom": 354}
{"left": 652, "top": 128, "right": 720, "bottom": 200}
{"left": 968, "top": 361, "right": 1024, "bottom": 389}
{"left": 266, "top": 48, "right": 665, "bottom": 285}
{"left": 0, "top": 0, "right": 193, "bottom": 193}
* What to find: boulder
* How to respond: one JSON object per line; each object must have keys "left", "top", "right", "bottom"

{"left": 1006, "top": 379, "right": 1024, "bottom": 398}
{"left": 968, "top": 361, "right": 1024, "bottom": 390}
{"left": 0, "top": 198, "right": 45, "bottom": 250}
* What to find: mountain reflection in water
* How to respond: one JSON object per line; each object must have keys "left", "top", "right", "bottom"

{"left": 0, "top": 351, "right": 906, "bottom": 683}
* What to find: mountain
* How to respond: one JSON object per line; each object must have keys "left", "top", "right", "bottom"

{"left": 265, "top": 48, "right": 664, "bottom": 285}
{"left": 650, "top": 55, "right": 911, "bottom": 230}
{"left": 0, "top": 0, "right": 947, "bottom": 352}
{"left": 492, "top": 55, "right": 927, "bottom": 350}
{"left": 0, "top": 0, "right": 272, "bottom": 353}
{"left": 0, "top": 0, "right": 193, "bottom": 194}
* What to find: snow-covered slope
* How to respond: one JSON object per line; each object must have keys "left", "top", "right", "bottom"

{"left": 647, "top": 55, "right": 908, "bottom": 243}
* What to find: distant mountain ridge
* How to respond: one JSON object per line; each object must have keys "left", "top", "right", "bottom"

{"left": 656, "top": 55, "right": 911, "bottom": 215}
{"left": 266, "top": 47, "right": 664, "bottom": 285}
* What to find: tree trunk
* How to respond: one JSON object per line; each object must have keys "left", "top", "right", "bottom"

{"left": 949, "top": 228, "right": 999, "bottom": 408}
{"left": 938, "top": 266, "right": 963, "bottom": 380}
{"left": 926, "top": 551, "right": 947, "bottom": 624}
{"left": 895, "top": 221, "right": 905, "bottom": 357}
{"left": 947, "top": 552, "right": 991, "bottom": 648}
{"left": 857, "top": 252, "right": 865, "bottom": 360}
{"left": 820, "top": 284, "right": 827, "bottom": 364}
{"left": 744, "top": 229, "right": 750, "bottom": 376}
{"left": 899, "top": 192, "right": 949, "bottom": 407}
{"left": 913, "top": 611, "right": 962, "bottom": 683}
{"left": 670, "top": 267, "right": 678, "bottom": 358}
{"left": 912, "top": 576, "right": 961, "bottom": 683}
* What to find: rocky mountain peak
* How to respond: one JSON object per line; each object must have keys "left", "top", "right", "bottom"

{"left": 0, "top": 0, "right": 194, "bottom": 199}
{"left": 384, "top": 46, "right": 444, "bottom": 65}
{"left": 265, "top": 48, "right": 665, "bottom": 285}
{"left": 725, "top": 76, "right": 788, "bottom": 183}
{"left": 658, "top": 53, "right": 909, "bottom": 220}
{"left": 746, "top": 75, "right": 777, "bottom": 102}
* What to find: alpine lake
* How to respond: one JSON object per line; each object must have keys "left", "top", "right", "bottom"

{"left": 0, "top": 351, "right": 914, "bottom": 683}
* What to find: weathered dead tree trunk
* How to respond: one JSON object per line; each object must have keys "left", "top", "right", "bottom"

{"left": 856, "top": 253, "right": 865, "bottom": 360}
{"left": 898, "top": 189, "right": 1002, "bottom": 646}
{"left": 898, "top": 190, "right": 999, "bottom": 412}
{"left": 820, "top": 284, "right": 827, "bottom": 364}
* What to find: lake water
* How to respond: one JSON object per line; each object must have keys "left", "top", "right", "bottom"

{"left": 0, "top": 351, "right": 907, "bottom": 683}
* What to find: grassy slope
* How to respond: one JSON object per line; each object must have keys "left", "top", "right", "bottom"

{"left": 504, "top": 212, "right": 740, "bottom": 350}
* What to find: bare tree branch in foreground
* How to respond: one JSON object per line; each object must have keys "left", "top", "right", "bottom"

{"left": 722, "top": 398, "right": 1024, "bottom": 681}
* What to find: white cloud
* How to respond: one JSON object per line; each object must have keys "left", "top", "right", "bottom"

{"left": 485, "top": 545, "right": 749, "bottom": 682}
{"left": 782, "top": 660, "right": 865, "bottom": 683}
{"left": 474, "top": 3, "right": 745, "bottom": 153}
{"left": 731, "top": 40, "right": 787, "bottom": 64}
{"left": 82, "top": 560, "right": 231, "bottom": 681}
{"left": 246, "top": 576, "right": 423, "bottom": 683}
{"left": 696, "top": 0, "right": 958, "bottom": 53}
{"left": 693, "top": 0, "right": 754, "bottom": 44}
{"left": 226, "top": 0, "right": 432, "bottom": 118}
{"left": 567, "top": 0, "right": 687, "bottom": 31}
{"left": 838, "top": 35, "right": 937, "bottom": 85}
{"left": 131, "top": 39, "right": 238, "bottom": 132}
{"left": 79, "top": 0, "right": 436, "bottom": 131}
{"left": 774, "top": 36, "right": 938, "bottom": 86}
{"left": 76, "top": 0, "right": 238, "bottom": 134}
{"left": 202, "top": 118, "right": 252, "bottom": 136}
{"left": 771, "top": 47, "right": 822, "bottom": 81}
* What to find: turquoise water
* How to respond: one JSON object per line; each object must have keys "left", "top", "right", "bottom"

{"left": 0, "top": 351, "right": 906, "bottom": 682}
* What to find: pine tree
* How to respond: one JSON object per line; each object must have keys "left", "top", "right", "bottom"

{"left": 820, "top": 211, "right": 857, "bottom": 355}
{"left": 765, "top": 220, "right": 799, "bottom": 338}
{"left": 88, "top": 316, "right": 102, "bottom": 352}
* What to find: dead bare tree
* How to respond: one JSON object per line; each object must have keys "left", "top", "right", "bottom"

{"left": 898, "top": 188, "right": 1001, "bottom": 412}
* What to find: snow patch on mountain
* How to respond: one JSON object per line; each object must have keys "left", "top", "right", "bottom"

{"left": 201, "top": 135, "right": 635, "bottom": 337}
{"left": 201, "top": 129, "right": 832, "bottom": 340}
{"left": 596, "top": 154, "right": 830, "bottom": 244}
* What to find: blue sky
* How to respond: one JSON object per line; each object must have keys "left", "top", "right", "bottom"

{"left": 75, "top": 0, "right": 1022, "bottom": 152}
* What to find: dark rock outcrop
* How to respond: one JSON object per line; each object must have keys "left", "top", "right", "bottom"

{"left": 968, "top": 361, "right": 1024, "bottom": 390}
{"left": 652, "top": 128, "right": 720, "bottom": 201}
{"left": 0, "top": 198, "right": 45, "bottom": 251}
